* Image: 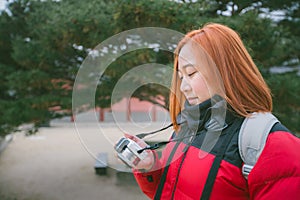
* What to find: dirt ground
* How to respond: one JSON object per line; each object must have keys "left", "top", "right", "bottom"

{"left": 0, "top": 122, "right": 172, "bottom": 200}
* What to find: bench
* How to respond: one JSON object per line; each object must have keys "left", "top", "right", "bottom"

{"left": 94, "top": 152, "right": 108, "bottom": 175}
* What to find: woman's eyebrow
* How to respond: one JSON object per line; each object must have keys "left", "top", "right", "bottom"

{"left": 178, "top": 64, "right": 194, "bottom": 72}
{"left": 182, "top": 63, "right": 194, "bottom": 69}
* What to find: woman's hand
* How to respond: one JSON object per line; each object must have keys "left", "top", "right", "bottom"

{"left": 124, "top": 133, "right": 155, "bottom": 171}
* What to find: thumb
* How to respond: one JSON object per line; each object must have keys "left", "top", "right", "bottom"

{"left": 124, "top": 133, "right": 140, "bottom": 143}
{"left": 124, "top": 133, "right": 135, "bottom": 140}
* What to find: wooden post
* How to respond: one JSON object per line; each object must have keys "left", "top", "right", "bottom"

{"left": 152, "top": 105, "right": 157, "bottom": 122}
{"left": 99, "top": 108, "right": 105, "bottom": 122}
{"left": 71, "top": 114, "right": 75, "bottom": 122}
{"left": 126, "top": 98, "right": 131, "bottom": 122}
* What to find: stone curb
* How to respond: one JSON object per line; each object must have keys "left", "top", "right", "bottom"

{"left": 0, "top": 134, "right": 13, "bottom": 154}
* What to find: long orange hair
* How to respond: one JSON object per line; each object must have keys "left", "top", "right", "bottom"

{"left": 169, "top": 23, "right": 272, "bottom": 131}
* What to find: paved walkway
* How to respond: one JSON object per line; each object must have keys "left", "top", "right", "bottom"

{"left": 0, "top": 121, "right": 172, "bottom": 200}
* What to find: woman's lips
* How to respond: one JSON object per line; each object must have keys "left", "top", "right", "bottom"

{"left": 187, "top": 97, "right": 198, "bottom": 104}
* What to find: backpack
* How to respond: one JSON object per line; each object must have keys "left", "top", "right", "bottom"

{"left": 238, "top": 112, "right": 279, "bottom": 179}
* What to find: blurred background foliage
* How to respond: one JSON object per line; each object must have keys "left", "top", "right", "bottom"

{"left": 0, "top": 0, "right": 299, "bottom": 136}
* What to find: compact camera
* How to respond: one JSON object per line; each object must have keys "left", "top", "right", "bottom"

{"left": 114, "top": 137, "right": 149, "bottom": 168}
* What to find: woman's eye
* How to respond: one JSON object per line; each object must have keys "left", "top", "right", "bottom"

{"left": 188, "top": 71, "right": 197, "bottom": 77}
{"left": 178, "top": 72, "right": 183, "bottom": 80}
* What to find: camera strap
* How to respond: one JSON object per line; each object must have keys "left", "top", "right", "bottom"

{"left": 137, "top": 132, "right": 199, "bottom": 153}
{"left": 135, "top": 121, "right": 187, "bottom": 154}
{"left": 136, "top": 123, "right": 175, "bottom": 139}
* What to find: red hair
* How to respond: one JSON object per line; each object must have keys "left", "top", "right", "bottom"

{"left": 169, "top": 23, "right": 272, "bottom": 131}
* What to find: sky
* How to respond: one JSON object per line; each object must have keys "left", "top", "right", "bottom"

{"left": 0, "top": 0, "right": 287, "bottom": 22}
{"left": 0, "top": 0, "right": 6, "bottom": 11}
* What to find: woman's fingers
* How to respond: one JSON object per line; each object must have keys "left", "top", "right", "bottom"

{"left": 123, "top": 133, "right": 147, "bottom": 148}
{"left": 114, "top": 133, "right": 155, "bottom": 171}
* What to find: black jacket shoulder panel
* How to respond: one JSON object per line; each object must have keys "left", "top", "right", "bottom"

{"left": 270, "top": 122, "right": 291, "bottom": 134}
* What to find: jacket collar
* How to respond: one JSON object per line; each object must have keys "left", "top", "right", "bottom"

{"left": 176, "top": 95, "right": 233, "bottom": 134}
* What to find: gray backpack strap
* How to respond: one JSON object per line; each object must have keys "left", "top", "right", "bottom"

{"left": 238, "top": 112, "right": 279, "bottom": 179}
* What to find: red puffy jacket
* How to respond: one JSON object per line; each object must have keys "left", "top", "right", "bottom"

{"left": 133, "top": 101, "right": 300, "bottom": 199}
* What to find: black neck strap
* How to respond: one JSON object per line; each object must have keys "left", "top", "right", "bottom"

{"left": 200, "top": 129, "right": 237, "bottom": 200}
{"left": 154, "top": 140, "right": 181, "bottom": 200}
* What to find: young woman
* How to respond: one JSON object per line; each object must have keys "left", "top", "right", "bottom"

{"left": 125, "top": 23, "right": 300, "bottom": 199}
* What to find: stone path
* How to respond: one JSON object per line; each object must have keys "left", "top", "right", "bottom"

{"left": 0, "top": 121, "right": 172, "bottom": 200}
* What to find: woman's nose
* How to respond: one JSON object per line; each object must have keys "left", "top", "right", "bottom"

{"left": 180, "top": 78, "right": 191, "bottom": 92}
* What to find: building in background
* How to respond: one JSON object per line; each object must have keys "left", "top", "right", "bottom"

{"left": 97, "top": 97, "right": 169, "bottom": 123}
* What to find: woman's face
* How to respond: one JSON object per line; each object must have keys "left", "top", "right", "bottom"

{"left": 178, "top": 42, "right": 211, "bottom": 105}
